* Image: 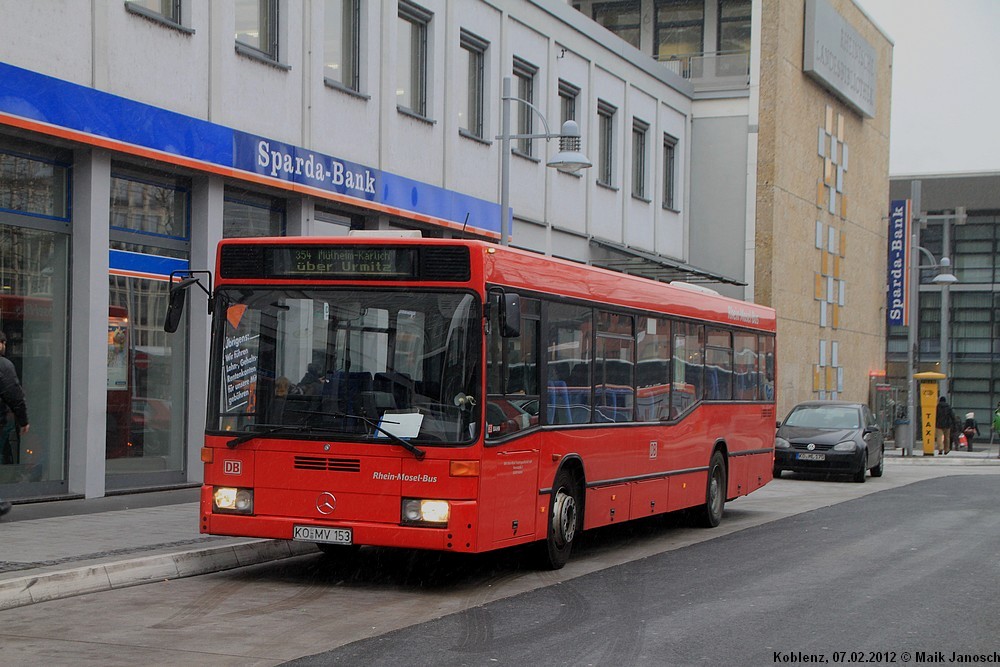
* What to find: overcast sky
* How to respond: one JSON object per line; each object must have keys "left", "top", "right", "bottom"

{"left": 857, "top": 0, "right": 1000, "bottom": 176}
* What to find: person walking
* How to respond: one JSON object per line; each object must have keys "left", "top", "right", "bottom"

{"left": 961, "top": 412, "right": 980, "bottom": 452}
{"left": 992, "top": 402, "right": 1000, "bottom": 453}
{"left": 950, "top": 406, "right": 961, "bottom": 452}
{"left": 935, "top": 395, "right": 954, "bottom": 455}
{"left": 0, "top": 332, "right": 29, "bottom": 517}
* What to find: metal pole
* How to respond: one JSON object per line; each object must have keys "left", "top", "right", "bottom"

{"left": 904, "top": 180, "right": 922, "bottom": 456}
{"left": 499, "top": 76, "right": 511, "bottom": 246}
{"left": 939, "top": 215, "right": 951, "bottom": 393}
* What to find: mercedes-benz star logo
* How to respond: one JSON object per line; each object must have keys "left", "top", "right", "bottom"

{"left": 316, "top": 492, "right": 337, "bottom": 515}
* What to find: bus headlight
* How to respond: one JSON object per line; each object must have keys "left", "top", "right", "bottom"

{"left": 213, "top": 486, "right": 254, "bottom": 514}
{"left": 401, "top": 498, "right": 450, "bottom": 525}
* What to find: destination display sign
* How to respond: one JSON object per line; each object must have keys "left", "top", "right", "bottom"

{"left": 220, "top": 244, "right": 470, "bottom": 281}
{"left": 268, "top": 246, "right": 417, "bottom": 279}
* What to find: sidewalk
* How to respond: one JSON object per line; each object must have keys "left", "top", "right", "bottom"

{"left": 0, "top": 487, "right": 316, "bottom": 611}
{"left": 3, "top": 443, "right": 1000, "bottom": 612}
{"left": 884, "top": 433, "right": 1000, "bottom": 462}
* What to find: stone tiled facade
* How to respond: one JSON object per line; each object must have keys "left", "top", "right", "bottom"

{"left": 755, "top": 0, "right": 893, "bottom": 416}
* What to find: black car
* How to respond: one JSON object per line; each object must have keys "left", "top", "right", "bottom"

{"left": 773, "top": 400, "right": 884, "bottom": 483}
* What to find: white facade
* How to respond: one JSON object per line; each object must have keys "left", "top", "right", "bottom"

{"left": 0, "top": 0, "right": 704, "bottom": 499}
{"left": 0, "top": 0, "right": 694, "bottom": 251}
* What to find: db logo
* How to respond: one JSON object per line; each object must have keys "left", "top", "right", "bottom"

{"left": 223, "top": 460, "right": 242, "bottom": 475}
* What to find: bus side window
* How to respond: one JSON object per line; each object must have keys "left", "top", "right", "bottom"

{"left": 636, "top": 316, "right": 671, "bottom": 421}
{"left": 759, "top": 334, "right": 775, "bottom": 401}
{"left": 546, "top": 302, "right": 592, "bottom": 425}
{"left": 672, "top": 321, "right": 704, "bottom": 417}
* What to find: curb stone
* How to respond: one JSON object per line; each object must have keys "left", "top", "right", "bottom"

{"left": 0, "top": 539, "right": 317, "bottom": 611}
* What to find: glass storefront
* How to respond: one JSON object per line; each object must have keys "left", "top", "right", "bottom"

{"left": 224, "top": 188, "right": 285, "bottom": 237}
{"left": 106, "top": 165, "right": 190, "bottom": 487}
{"left": 0, "top": 139, "right": 70, "bottom": 496}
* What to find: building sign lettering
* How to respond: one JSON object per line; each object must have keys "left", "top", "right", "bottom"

{"left": 887, "top": 199, "right": 910, "bottom": 327}
{"left": 803, "top": 0, "right": 877, "bottom": 118}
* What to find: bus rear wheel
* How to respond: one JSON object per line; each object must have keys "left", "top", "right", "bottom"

{"left": 693, "top": 451, "right": 726, "bottom": 528}
{"left": 539, "top": 468, "right": 581, "bottom": 570}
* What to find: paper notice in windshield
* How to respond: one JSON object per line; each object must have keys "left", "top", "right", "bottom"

{"left": 375, "top": 412, "right": 424, "bottom": 439}
{"left": 224, "top": 332, "right": 258, "bottom": 412}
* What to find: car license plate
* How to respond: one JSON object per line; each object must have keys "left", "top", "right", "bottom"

{"left": 292, "top": 525, "right": 352, "bottom": 545}
{"left": 796, "top": 452, "right": 826, "bottom": 461}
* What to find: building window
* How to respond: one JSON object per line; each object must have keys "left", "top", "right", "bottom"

{"left": 107, "top": 165, "right": 191, "bottom": 484}
{"left": 125, "top": 0, "right": 182, "bottom": 26}
{"left": 717, "top": 0, "right": 751, "bottom": 76}
{"left": 654, "top": 0, "right": 704, "bottom": 67}
{"left": 235, "top": 0, "right": 279, "bottom": 61}
{"left": 0, "top": 138, "right": 71, "bottom": 493}
{"left": 597, "top": 100, "right": 616, "bottom": 187}
{"left": 223, "top": 188, "right": 285, "bottom": 238}
{"left": 110, "top": 171, "right": 189, "bottom": 240}
{"left": 324, "top": 0, "right": 361, "bottom": 92}
{"left": 460, "top": 30, "right": 488, "bottom": 140}
{"left": 314, "top": 205, "right": 362, "bottom": 236}
{"left": 558, "top": 80, "right": 581, "bottom": 174}
{"left": 632, "top": 119, "right": 649, "bottom": 200}
{"left": 397, "top": 1, "right": 431, "bottom": 117}
{"left": 513, "top": 57, "right": 538, "bottom": 157}
{"left": 718, "top": 0, "right": 751, "bottom": 53}
{"left": 663, "top": 133, "right": 677, "bottom": 209}
{"left": 591, "top": 1, "right": 641, "bottom": 50}
{"left": 559, "top": 79, "right": 579, "bottom": 124}
{"left": 0, "top": 149, "right": 69, "bottom": 220}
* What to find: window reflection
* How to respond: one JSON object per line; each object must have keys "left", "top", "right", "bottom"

{"left": 106, "top": 168, "right": 190, "bottom": 481}
{"left": 0, "top": 143, "right": 69, "bottom": 490}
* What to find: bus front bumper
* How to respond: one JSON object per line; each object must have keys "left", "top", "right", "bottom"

{"left": 200, "top": 495, "right": 480, "bottom": 553}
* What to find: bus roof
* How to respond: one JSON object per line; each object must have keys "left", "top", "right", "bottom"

{"left": 477, "top": 241, "right": 775, "bottom": 333}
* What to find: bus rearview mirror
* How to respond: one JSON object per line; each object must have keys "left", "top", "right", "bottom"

{"left": 164, "top": 287, "right": 187, "bottom": 333}
{"left": 164, "top": 278, "right": 198, "bottom": 333}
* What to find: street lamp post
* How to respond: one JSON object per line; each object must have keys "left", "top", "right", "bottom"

{"left": 497, "top": 76, "right": 592, "bottom": 245}
{"left": 903, "top": 181, "right": 959, "bottom": 456}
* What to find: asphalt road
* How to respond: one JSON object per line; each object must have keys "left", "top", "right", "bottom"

{"left": 287, "top": 474, "right": 1000, "bottom": 666}
{"left": 2, "top": 468, "right": 998, "bottom": 666}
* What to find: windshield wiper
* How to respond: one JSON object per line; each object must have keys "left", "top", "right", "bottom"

{"left": 347, "top": 412, "right": 426, "bottom": 461}
{"left": 284, "top": 408, "right": 426, "bottom": 460}
{"left": 226, "top": 423, "right": 315, "bottom": 448}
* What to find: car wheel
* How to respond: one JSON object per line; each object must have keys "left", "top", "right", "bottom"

{"left": 852, "top": 452, "right": 867, "bottom": 483}
{"left": 537, "top": 468, "right": 582, "bottom": 570}
{"left": 772, "top": 467, "right": 781, "bottom": 479}
{"left": 869, "top": 445, "right": 884, "bottom": 478}
{"left": 693, "top": 451, "right": 727, "bottom": 528}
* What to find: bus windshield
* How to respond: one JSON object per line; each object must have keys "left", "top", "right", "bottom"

{"left": 210, "top": 288, "right": 481, "bottom": 446}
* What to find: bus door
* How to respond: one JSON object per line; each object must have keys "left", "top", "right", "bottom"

{"left": 483, "top": 292, "right": 540, "bottom": 545}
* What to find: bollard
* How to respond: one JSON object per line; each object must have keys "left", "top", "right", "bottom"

{"left": 895, "top": 419, "right": 912, "bottom": 456}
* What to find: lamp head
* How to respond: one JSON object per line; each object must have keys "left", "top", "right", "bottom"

{"left": 547, "top": 120, "right": 592, "bottom": 174}
{"left": 932, "top": 256, "right": 959, "bottom": 284}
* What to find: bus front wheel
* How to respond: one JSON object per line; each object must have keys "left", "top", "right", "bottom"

{"left": 693, "top": 451, "right": 726, "bottom": 528}
{"left": 539, "top": 468, "right": 581, "bottom": 570}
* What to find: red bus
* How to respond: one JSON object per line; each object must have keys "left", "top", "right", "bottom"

{"left": 171, "top": 236, "right": 776, "bottom": 568}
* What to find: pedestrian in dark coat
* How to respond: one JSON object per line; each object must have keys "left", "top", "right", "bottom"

{"left": 0, "top": 332, "right": 29, "bottom": 517}
{"left": 935, "top": 396, "right": 954, "bottom": 455}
